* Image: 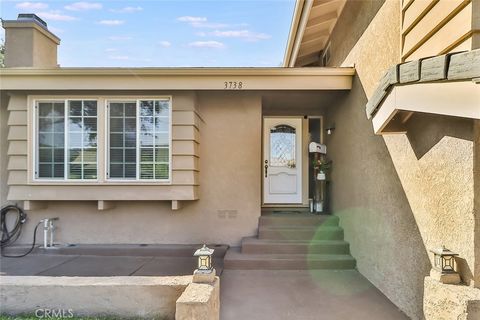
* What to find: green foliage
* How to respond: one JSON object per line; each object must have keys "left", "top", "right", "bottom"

{"left": 0, "top": 39, "right": 4, "bottom": 68}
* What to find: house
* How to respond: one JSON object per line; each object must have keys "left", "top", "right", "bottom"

{"left": 1, "top": 1, "right": 479, "bottom": 319}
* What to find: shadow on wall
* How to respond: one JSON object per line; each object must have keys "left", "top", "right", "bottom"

{"left": 405, "top": 113, "right": 474, "bottom": 159}
{"left": 325, "top": 75, "right": 431, "bottom": 319}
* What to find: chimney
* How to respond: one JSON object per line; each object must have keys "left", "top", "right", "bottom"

{"left": 2, "top": 14, "right": 61, "bottom": 68}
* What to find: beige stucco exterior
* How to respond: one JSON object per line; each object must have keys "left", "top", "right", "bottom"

{"left": 1, "top": 5, "right": 479, "bottom": 319}
{"left": 2, "top": 20, "right": 60, "bottom": 68}
{"left": 1, "top": 90, "right": 265, "bottom": 246}
{"left": 323, "top": 0, "right": 479, "bottom": 318}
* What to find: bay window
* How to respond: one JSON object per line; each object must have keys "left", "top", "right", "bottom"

{"left": 34, "top": 97, "right": 171, "bottom": 182}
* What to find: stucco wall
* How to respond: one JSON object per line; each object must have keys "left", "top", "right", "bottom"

{"left": 326, "top": 0, "right": 477, "bottom": 318}
{"left": 2, "top": 91, "right": 261, "bottom": 246}
{"left": 1, "top": 276, "right": 191, "bottom": 319}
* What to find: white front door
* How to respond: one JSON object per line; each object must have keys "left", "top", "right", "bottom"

{"left": 263, "top": 117, "right": 302, "bottom": 204}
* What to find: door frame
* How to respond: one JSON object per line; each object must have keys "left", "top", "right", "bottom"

{"left": 261, "top": 115, "right": 323, "bottom": 207}
{"left": 262, "top": 116, "right": 304, "bottom": 206}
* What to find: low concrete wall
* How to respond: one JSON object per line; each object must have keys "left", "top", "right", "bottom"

{"left": 424, "top": 276, "right": 480, "bottom": 320}
{"left": 176, "top": 278, "right": 220, "bottom": 320}
{"left": 0, "top": 276, "right": 192, "bottom": 319}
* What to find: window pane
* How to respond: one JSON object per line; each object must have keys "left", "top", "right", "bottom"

{"left": 67, "top": 100, "right": 97, "bottom": 180}
{"left": 155, "top": 100, "right": 169, "bottom": 117}
{"left": 155, "top": 148, "right": 169, "bottom": 162}
{"left": 125, "top": 164, "right": 136, "bottom": 178}
{"left": 38, "top": 164, "right": 52, "bottom": 178}
{"left": 110, "top": 118, "right": 124, "bottom": 132}
{"left": 125, "top": 148, "right": 136, "bottom": 162}
{"left": 140, "top": 163, "right": 154, "bottom": 179}
{"left": 125, "top": 118, "right": 136, "bottom": 132}
{"left": 125, "top": 103, "right": 136, "bottom": 116}
{"left": 68, "top": 164, "right": 82, "bottom": 179}
{"left": 110, "top": 163, "right": 124, "bottom": 178}
{"left": 108, "top": 102, "right": 137, "bottom": 179}
{"left": 108, "top": 99, "right": 170, "bottom": 180}
{"left": 83, "top": 101, "right": 97, "bottom": 116}
{"left": 39, "top": 103, "right": 53, "bottom": 117}
{"left": 53, "top": 103, "right": 64, "bottom": 117}
{"left": 39, "top": 149, "right": 52, "bottom": 162}
{"left": 110, "top": 149, "right": 123, "bottom": 162}
{"left": 69, "top": 149, "right": 82, "bottom": 162}
{"left": 84, "top": 133, "right": 97, "bottom": 148}
{"left": 69, "top": 101, "right": 82, "bottom": 116}
{"left": 37, "top": 102, "right": 66, "bottom": 177}
{"left": 110, "top": 103, "right": 124, "bottom": 116}
{"left": 110, "top": 133, "right": 123, "bottom": 147}
{"left": 155, "top": 163, "right": 169, "bottom": 180}
{"left": 155, "top": 117, "right": 168, "bottom": 132}
{"left": 39, "top": 133, "right": 53, "bottom": 147}
{"left": 140, "top": 101, "right": 154, "bottom": 116}
{"left": 39, "top": 118, "right": 53, "bottom": 132}
{"left": 83, "top": 148, "right": 97, "bottom": 162}
{"left": 53, "top": 164, "right": 64, "bottom": 178}
{"left": 140, "top": 148, "right": 154, "bottom": 162}
{"left": 84, "top": 118, "right": 97, "bottom": 132}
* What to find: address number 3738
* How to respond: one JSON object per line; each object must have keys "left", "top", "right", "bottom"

{"left": 224, "top": 81, "right": 243, "bottom": 90}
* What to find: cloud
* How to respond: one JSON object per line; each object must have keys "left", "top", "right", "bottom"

{"left": 177, "top": 16, "right": 227, "bottom": 29}
{"left": 159, "top": 41, "right": 171, "bottom": 48}
{"left": 188, "top": 41, "right": 225, "bottom": 49}
{"left": 110, "top": 6, "right": 143, "bottom": 13}
{"left": 16, "top": 2, "right": 48, "bottom": 10}
{"left": 98, "top": 20, "right": 125, "bottom": 26}
{"left": 37, "top": 12, "right": 77, "bottom": 21}
{"left": 177, "top": 16, "right": 207, "bottom": 23}
{"left": 109, "top": 55, "right": 130, "bottom": 60}
{"left": 48, "top": 26, "right": 64, "bottom": 34}
{"left": 65, "top": 2, "right": 102, "bottom": 11}
{"left": 105, "top": 48, "right": 117, "bottom": 52}
{"left": 108, "top": 35, "right": 132, "bottom": 41}
{"left": 212, "top": 30, "right": 271, "bottom": 41}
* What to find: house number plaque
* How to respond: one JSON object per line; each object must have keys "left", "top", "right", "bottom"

{"left": 224, "top": 81, "right": 243, "bottom": 90}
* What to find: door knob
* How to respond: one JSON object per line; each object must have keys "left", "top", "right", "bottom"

{"left": 264, "top": 164, "right": 268, "bottom": 178}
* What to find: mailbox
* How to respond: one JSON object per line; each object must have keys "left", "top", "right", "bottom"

{"left": 309, "top": 142, "right": 327, "bottom": 154}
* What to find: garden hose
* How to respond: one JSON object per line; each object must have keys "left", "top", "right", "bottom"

{"left": 0, "top": 204, "right": 41, "bottom": 258}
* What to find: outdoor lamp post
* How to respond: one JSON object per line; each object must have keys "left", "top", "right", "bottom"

{"left": 193, "top": 244, "right": 216, "bottom": 283}
{"left": 430, "top": 246, "right": 460, "bottom": 284}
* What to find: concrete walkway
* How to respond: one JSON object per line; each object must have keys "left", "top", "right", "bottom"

{"left": 220, "top": 270, "right": 408, "bottom": 320}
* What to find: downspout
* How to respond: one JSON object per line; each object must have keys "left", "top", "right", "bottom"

{"left": 283, "top": 0, "right": 313, "bottom": 67}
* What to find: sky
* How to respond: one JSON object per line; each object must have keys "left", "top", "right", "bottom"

{"left": 0, "top": 0, "right": 296, "bottom": 67}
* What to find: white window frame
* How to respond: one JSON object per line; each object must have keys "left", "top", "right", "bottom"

{"left": 33, "top": 98, "right": 100, "bottom": 182}
{"left": 105, "top": 98, "right": 172, "bottom": 183}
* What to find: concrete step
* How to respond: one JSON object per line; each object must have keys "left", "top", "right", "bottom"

{"left": 258, "top": 226, "right": 344, "bottom": 241}
{"left": 241, "top": 237, "right": 350, "bottom": 255}
{"left": 259, "top": 214, "right": 339, "bottom": 227}
{"left": 224, "top": 248, "right": 356, "bottom": 270}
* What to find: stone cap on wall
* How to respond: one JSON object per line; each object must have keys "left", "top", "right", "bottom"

{"left": 366, "top": 49, "right": 480, "bottom": 120}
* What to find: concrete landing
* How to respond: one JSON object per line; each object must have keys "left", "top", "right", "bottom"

{"left": 220, "top": 270, "right": 408, "bottom": 320}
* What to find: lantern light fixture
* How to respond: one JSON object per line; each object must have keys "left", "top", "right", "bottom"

{"left": 430, "top": 246, "right": 458, "bottom": 273}
{"left": 429, "top": 245, "right": 461, "bottom": 284}
{"left": 194, "top": 244, "right": 214, "bottom": 274}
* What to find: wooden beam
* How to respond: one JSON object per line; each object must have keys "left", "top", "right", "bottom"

{"left": 295, "top": 52, "right": 321, "bottom": 67}
{"left": 23, "top": 200, "right": 47, "bottom": 211}
{"left": 172, "top": 200, "right": 182, "bottom": 211}
{"left": 302, "top": 29, "right": 330, "bottom": 43}
{"left": 98, "top": 200, "right": 115, "bottom": 211}
{"left": 306, "top": 10, "right": 338, "bottom": 28}
{"left": 298, "top": 37, "right": 328, "bottom": 57}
